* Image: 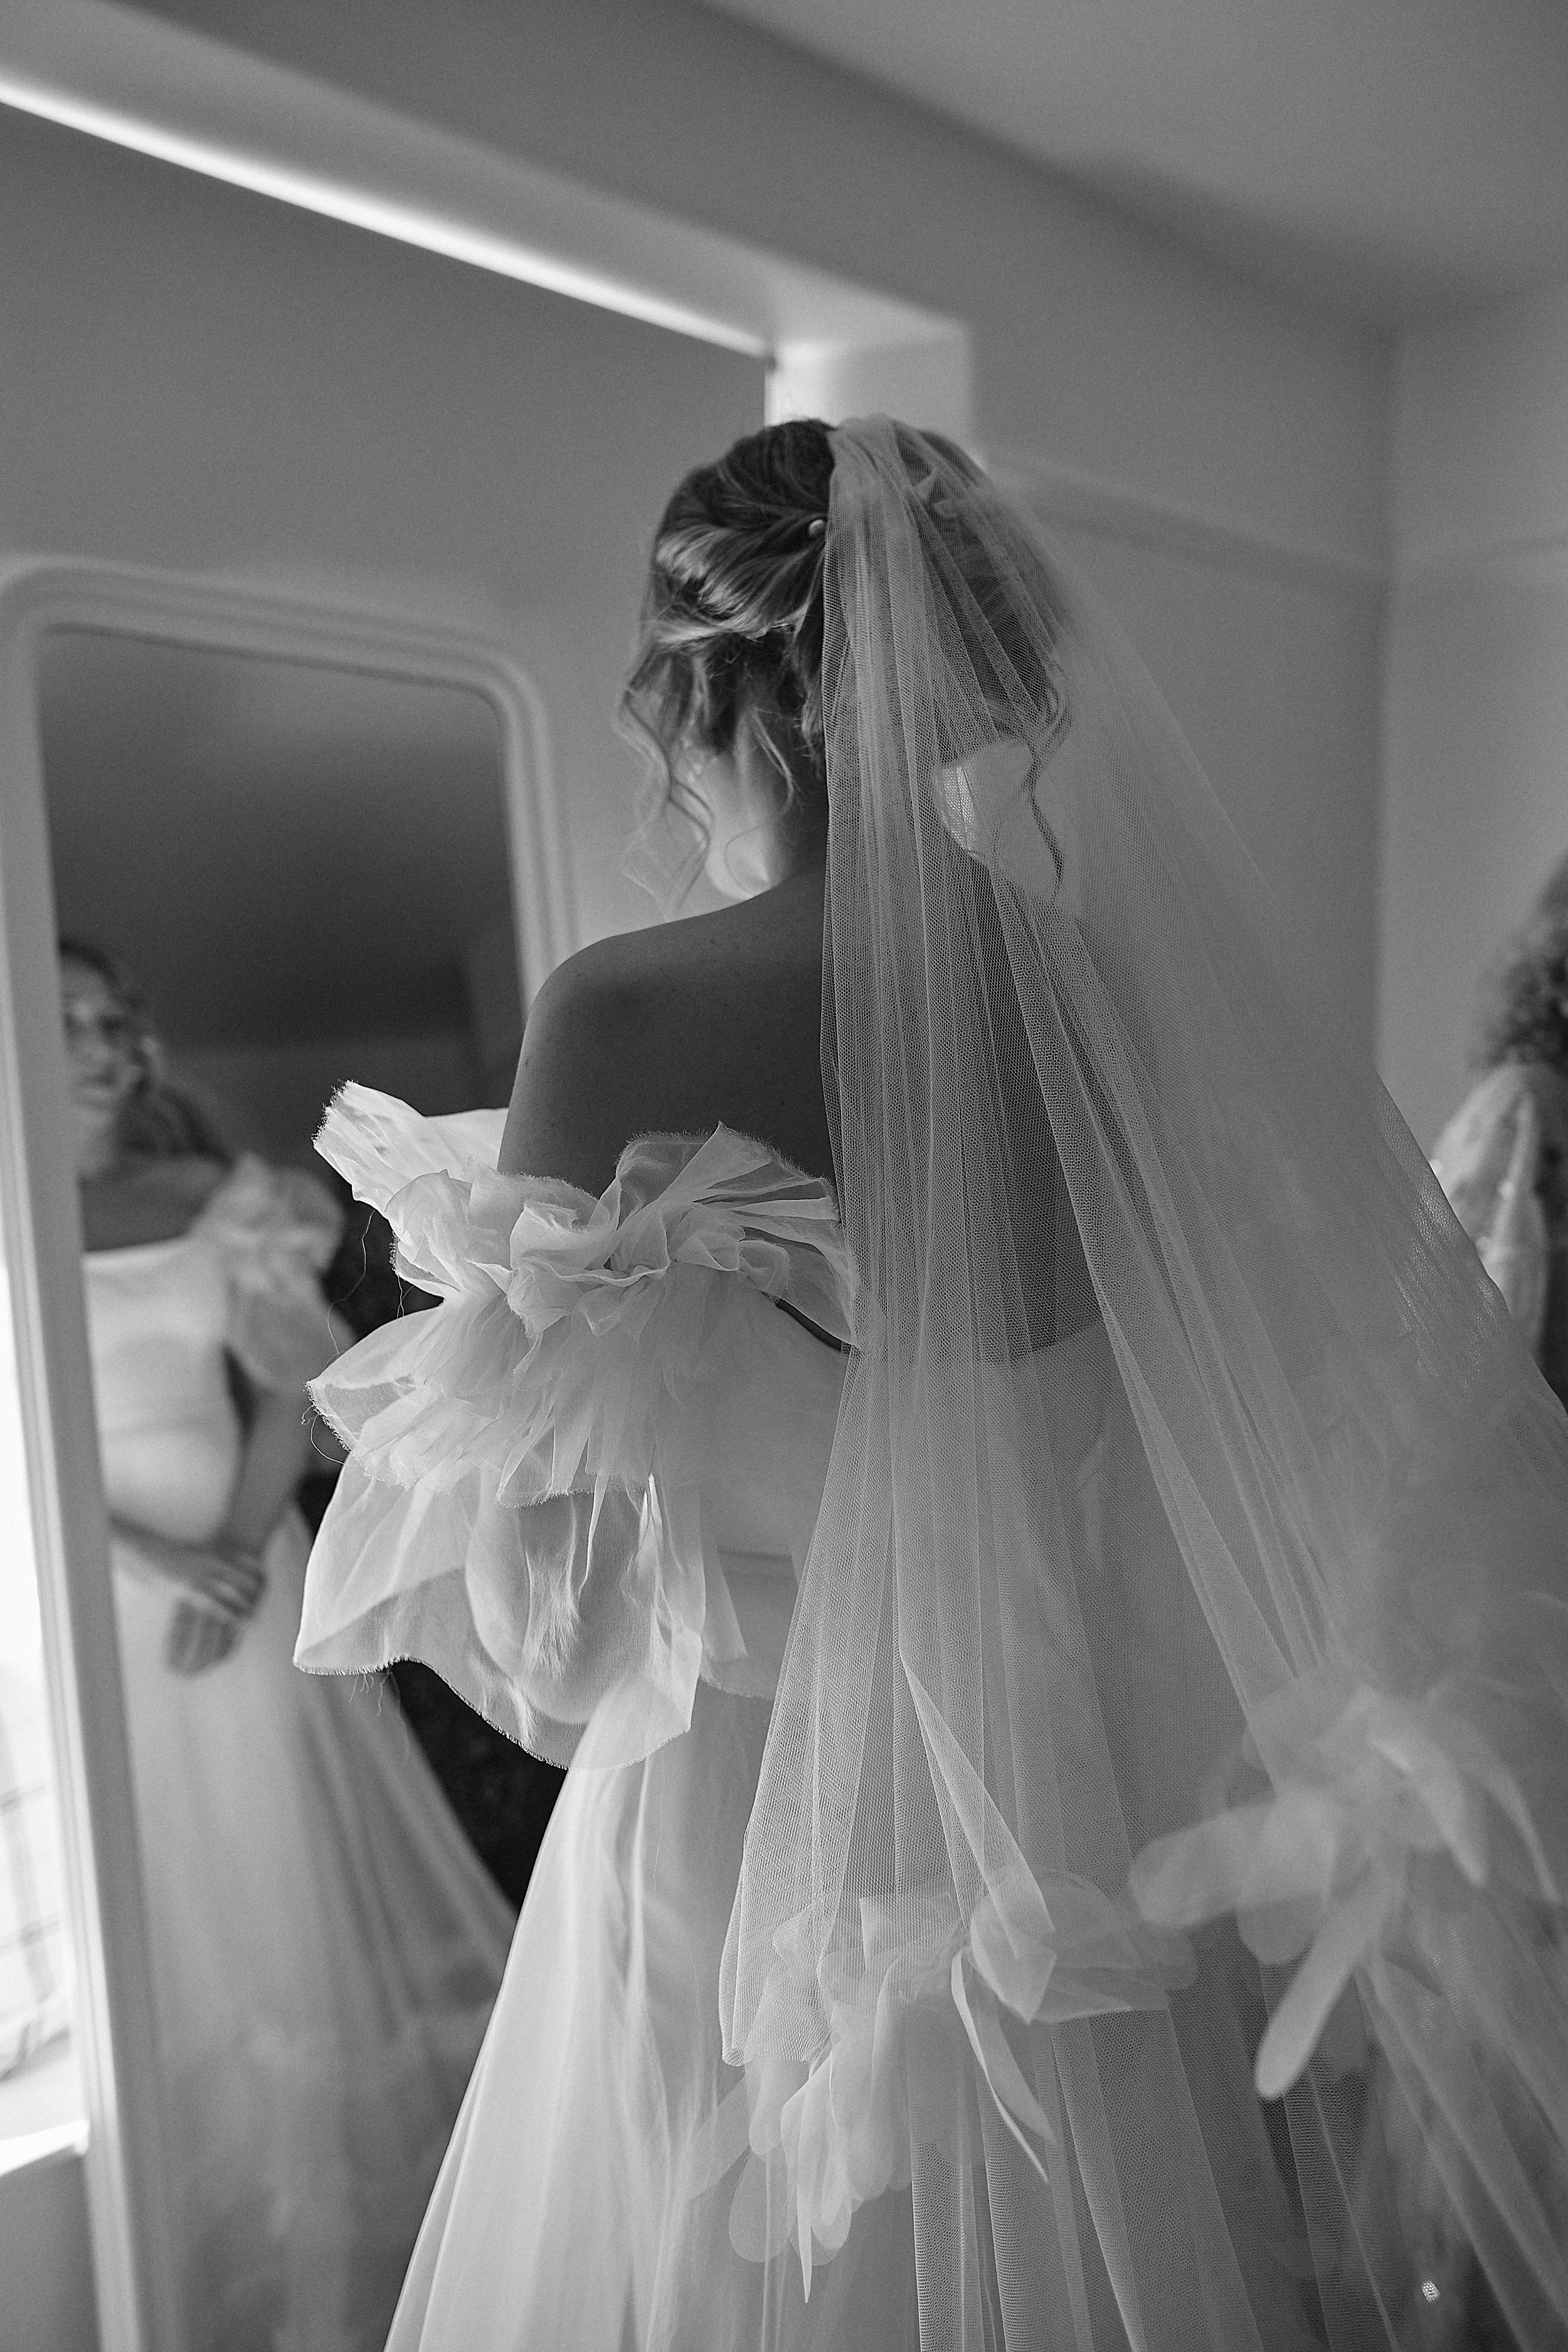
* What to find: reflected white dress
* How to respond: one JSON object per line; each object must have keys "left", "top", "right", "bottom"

{"left": 87, "top": 1157, "right": 514, "bottom": 2352}
{"left": 297, "top": 1093, "right": 1319, "bottom": 2351}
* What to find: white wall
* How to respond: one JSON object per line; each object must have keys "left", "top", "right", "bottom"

{"left": 1038, "top": 510, "right": 1385, "bottom": 1059}
{"left": 107, "top": 0, "right": 1394, "bottom": 1056}
{"left": 1380, "top": 275, "right": 1568, "bottom": 1145}
{"left": 0, "top": 1, "right": 1399, "bottom": 1051}
{"left": 0, "top": 107, "right": 767, "bottom": 956}
{"left": 132, "top": 0, "right": 1392, "bottom": 574}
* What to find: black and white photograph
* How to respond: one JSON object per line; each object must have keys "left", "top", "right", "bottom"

{"left": 1, "top": 4, "right": 1566, "bottom": 2348}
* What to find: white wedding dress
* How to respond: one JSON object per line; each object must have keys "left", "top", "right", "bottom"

{"left": 297, "top": 1093, "right": 1320, "bottom": 2351}
{"left": 87, "top": 1156, "right": 514, "bottom": 2352}
{"left": 299, "top": 416, "right": 1568, "bottom": 2346}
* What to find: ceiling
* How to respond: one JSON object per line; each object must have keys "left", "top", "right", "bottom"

{"left": 698, "top": 0, "right": 1568, "bottom": 323}
{"left": 40, "top": 628, "right": 517, "bottom": 1051}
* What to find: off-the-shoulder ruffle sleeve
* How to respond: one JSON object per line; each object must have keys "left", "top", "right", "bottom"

{"left": 295, "top": 1085, "right": 850, "bottom": 1769}
{"left": 198, "top": 1155, "right": 342, "bottom": 1391}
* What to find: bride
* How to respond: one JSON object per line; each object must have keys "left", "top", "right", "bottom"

{"left": 60, "top": 940, "right": 514, "bottom": 2351}
{"left": 299, "top": 419, "right": 1568, "bottom": 2348}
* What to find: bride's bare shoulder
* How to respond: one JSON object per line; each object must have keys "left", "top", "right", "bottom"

{"left": 500, "top": 874, "right": 827, "bottom": 1194}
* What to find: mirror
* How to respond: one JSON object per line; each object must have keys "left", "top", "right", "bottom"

{"left": 26, "top": 623, "right": 556, "bottom": 2351}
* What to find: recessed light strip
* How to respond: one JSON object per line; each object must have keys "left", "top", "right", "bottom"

{"left": 0, "top": 70, "right": 773, "bottom": 361}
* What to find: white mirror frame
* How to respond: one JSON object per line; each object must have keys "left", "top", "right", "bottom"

{"left": 0, "top": 558, "right": 574, "bottom": 2352}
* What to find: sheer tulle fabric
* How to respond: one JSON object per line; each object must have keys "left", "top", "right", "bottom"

{"left": 302, "top": 1099, "right": 851, "bottom": 1767}
{"left": 298, "top": 425, "right": 1568, "bottom": 2349}
{"left": 716, "top": 421, "right": 1568, "bottom": 2346}
{"left": 201, "top": 1151, "right": 344, "bottom": 1388}
{"left": 114, "top": 1515, "right": 507, "bottom": 2352}
{"left": 85, "top": 1163, "right": 512, "bottom": 2350}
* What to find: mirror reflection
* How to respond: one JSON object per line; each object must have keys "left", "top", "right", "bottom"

{"left": 1429, "top": 852, "right": 1568, "bottom": 1414}
{"left": 34, "top": 625, "right": 557, "bottom": 2350}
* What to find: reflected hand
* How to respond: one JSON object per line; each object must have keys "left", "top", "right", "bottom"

{"left": 164, "top": 1600, "right": 240, "bottom": 1677}
{"left": 112, "top": 1523, "right": 268, "bottom": 1621}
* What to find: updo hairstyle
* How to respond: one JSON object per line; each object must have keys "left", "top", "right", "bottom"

{"left": 620, "top": 418, "right": 835, "bottom": 869}
{"left": 620, "top": 417, "right": 1070, "bottom": 901}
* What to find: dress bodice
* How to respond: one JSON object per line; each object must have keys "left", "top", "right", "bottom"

{"left": 83, "top": 1157, "right": 342, "bottom": 1546}
{"left": 85, "top": 1227, "right": 242, "bottom": 1542}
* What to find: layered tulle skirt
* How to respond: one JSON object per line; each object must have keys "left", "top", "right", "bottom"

{"left": 386, "top": 1675, "right": 926, "bottom": 2352}
{"left": 385, "top": 1625, "right": 1345, "bottom": 2352}
{"left": 112, "top": 1512, "right": 513, "bottom": 2352}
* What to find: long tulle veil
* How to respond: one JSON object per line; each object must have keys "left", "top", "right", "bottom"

{"left": 714, "top": 419, "right": 1568, "bottom": 2346}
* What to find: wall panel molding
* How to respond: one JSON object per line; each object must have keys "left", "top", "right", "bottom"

{"left": 989, "top": 444, "right": 1387, "bottom": 600}
{"left": 1397, "top": 526, "right": 1568, "bottom": 591}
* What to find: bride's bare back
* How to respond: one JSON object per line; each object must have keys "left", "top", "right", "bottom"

{"left": 500, "top": 859, "right": 832, "bottom": 1197}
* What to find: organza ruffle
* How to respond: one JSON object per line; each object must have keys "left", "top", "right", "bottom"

{"left": 298, "top": 1088, "right": 850, "bottom": 1768}
{"left": 698, "top": 1870, "right": 1190, "bottom": 2295}
{"left": 196, "top": 1153, "right": 344, "bottom": 1392}
{"left": 1130, "top": 1667, "right": 1562, "bottom": 2085}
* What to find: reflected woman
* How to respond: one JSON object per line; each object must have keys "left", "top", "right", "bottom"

{"left": 60, "top": 941, "right": 513, "bottom": 2352}
{"left": 1432, "top": 851, "right": 1568, "bottom": 1408}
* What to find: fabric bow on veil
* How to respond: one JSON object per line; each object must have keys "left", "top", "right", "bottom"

{"left": 713, "top": 419, "right": 1568, "bottom": 2341}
